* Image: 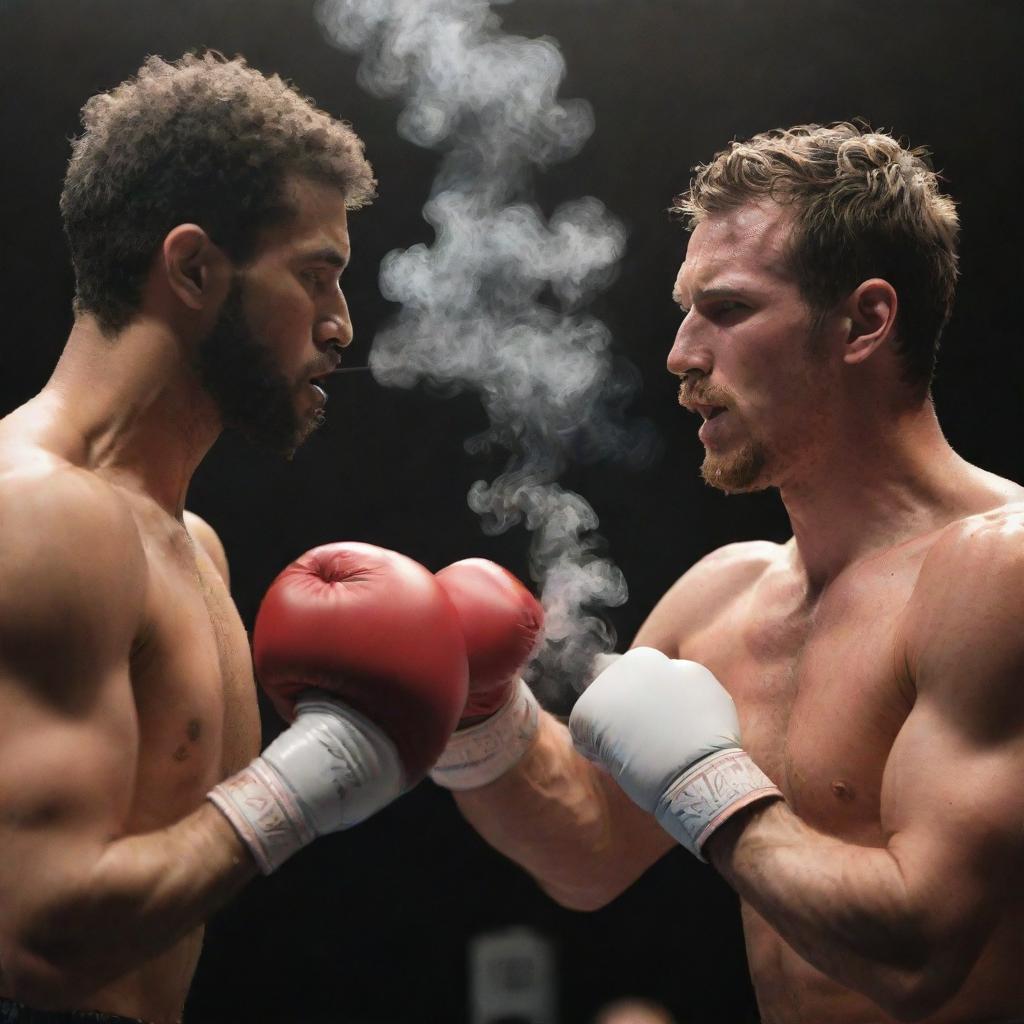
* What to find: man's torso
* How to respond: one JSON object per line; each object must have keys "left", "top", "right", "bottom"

{"left": 0, "top": 403, "right": 261, "bottom": 1020}
{"left": 674, "top": 510, "right": 1024, "bottom": 1023}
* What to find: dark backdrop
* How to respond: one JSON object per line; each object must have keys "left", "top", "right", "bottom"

{"left": 1, "top": 2, "right": 1022, "bottom": 1021}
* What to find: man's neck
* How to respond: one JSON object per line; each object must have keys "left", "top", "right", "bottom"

{"left": 41, "top": 314, "right": 220, "bottom": 519}
{"left": 778, "top": 401, "right": 992, "bottom": 590}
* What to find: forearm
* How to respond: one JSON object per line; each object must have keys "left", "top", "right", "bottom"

{"left": 707, "top": 801, "right": 964, "bottom": 1017}
{"left": 11, "top": 803, "right": 257, "bottom": 999}
{"left": 454, "top": 712, "right": 671, "bottom": 910}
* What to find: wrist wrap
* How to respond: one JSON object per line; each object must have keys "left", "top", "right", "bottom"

{"left": 655, "top": 749, "right": 783, "bottom": 862}
{"left": 429, "top": 678, "right": 540, "bottom": 791}
{"left": 208, "top": 759, "right": 314, "bottom": 874}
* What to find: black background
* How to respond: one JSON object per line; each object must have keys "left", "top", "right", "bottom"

{"left": 1, "top": 2, "right": 1022, "bottom": 1021}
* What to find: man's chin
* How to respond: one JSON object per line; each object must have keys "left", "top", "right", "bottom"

{"left": 226, "top": 404, "right": 323, "bottom": 460}
{"left": 700, "top": 445, "right": 768, "bottom": 494}
{"left": 288, "top": 408, "right": 327, "bottom": 456}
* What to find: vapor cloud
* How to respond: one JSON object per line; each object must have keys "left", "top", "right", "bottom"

{"left": 318, "top": 0, "right": 656, "bottom": 702}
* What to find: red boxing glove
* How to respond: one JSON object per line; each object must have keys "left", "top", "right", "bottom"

{"left": 253, "top": 542, "right": 469, "bottom": 784}
{"left": 435, "top": 558, "right": 544, "bottom": 721}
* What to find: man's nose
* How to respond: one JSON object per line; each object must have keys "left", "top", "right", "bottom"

{"left": 314, "top": 315, "right": 353, "bottom": 352}
{"left": 666, "top": 315, "right": 712, "bottom": 379}
{"left": 315, "top": 288, "right": 354, "bottom": 351}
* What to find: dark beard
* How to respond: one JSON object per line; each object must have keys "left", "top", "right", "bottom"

{"left": 196, "top": 276, "right": 322, "bottom": 457}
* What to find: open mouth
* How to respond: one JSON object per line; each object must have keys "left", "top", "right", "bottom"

{"left": 693, "top": 404, "right": 726, "bottom": 422}
{"left": 308, "top": 376, "right": 329, "bottom": 404}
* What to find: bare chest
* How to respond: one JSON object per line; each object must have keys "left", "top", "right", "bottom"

{"left": 127, "top": 520, "right": 260, "bottom": 832}
{"left": 683, "top": 559, "right": 919, "bottom": 842}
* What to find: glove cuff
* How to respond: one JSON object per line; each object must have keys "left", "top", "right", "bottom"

{"left": 208, "top": 696, "right": 405, "bottom": 873}
{"left": 655, "top": 749, "right": 782, "bottom": 863}
{"left": 429, "top": 678, "right": 539, "bottom": 790}
{"left": 208, "top": 758, "right": 315, "bottom": 874}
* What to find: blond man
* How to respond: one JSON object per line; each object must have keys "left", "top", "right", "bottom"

{"left": 432, "top": 124, "right": 1024, "bottom": 1024}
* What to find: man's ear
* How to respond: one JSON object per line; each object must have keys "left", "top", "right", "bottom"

{"left": 842, "top": 278, "right": 898, "bottom": 366}
{"left": 161, "top": 224, "right": 229, "bottom": 311}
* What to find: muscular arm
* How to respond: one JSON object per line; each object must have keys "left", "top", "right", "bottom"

{"left": 453, "top": 714, "right": 673, "bottom": 909}
{"left": 0, "top": 472, "right": 256, "bottom": 1006}
{"left": 454, "top": 543, "right": 775, "bottom": 909}
{"left": 706, "top": 518, "right": 1024, "bottom": 1020}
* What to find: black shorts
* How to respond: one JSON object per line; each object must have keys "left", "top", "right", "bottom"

{"left": 0, "top": 999, "right": 147, "bottom": 1024}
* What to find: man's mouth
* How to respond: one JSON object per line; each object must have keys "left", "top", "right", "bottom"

{"left": 305, "top": 350, "right": 343, "bottom": 399}
{"left": 308, "top": 376, "right": 329, "bottom": 404}
{"left": 678, "top": 385, "right": 730, "bottom": 421}
{"left": 692, "top": 403, "right": 726, "bottom": 422}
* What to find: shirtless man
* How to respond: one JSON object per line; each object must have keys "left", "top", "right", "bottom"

{"left": 428, "top": 124, "right": 1024, "bottom": 1022}
{"left": 0, "top": 53, "right": 469, "bottom": 1022}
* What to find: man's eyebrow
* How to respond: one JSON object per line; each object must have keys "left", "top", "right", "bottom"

{"left": 672, "top": 284, "right": 744, "bottom": 307}
{"left": 692, "top": 285, "right": 747, "bottom": 302}
{"left": 299, "top": 246, "right": 349, "bottom": 268}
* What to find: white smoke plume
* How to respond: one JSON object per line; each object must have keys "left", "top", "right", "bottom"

{"left": 318, "top": 0, "right": 656, "bottom": 703}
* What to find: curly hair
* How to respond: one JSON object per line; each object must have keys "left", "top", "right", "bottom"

{"left": 673, "top": 122, "right": 959, "bottom": 394}
{"left": 61, "top": 52, "right": 376, "bottom": 332}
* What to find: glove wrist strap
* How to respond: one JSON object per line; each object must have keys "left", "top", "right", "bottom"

{"left": 209, "top": 696, "right": 404, "bottom": 873}
{"left": 655, "top": 749, "right": 783, "bottom": 862}
{"left": 430, "top": 678, "right": 539, "bottom": 790}
{"left": 208, "top": 758, "right": 314, "bottom": 874}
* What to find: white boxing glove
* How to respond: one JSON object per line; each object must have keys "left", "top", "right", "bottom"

{"left": 209, "top": 694, "right": 404, "bottom": 874}
{"left": 568, "top": 647, "right": 781, "bottom": 861}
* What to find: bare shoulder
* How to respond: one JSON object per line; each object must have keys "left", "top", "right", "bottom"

{"left": 633, "top": 539, "right": 785, "bottom": 655}
{"left": 913, "top": 502, "right": 1024, "bottom": 603}
{"left": 0, "top": 458, "right": 146, "bottom": 572}
{"left": 0, "top": 460, "right": 147, "bottom": 688}
{"left": 183, "top": 509, "right": 230, "bottom": 587}
{"left": 906, "top": 503, "right": 1024, "bottom": 711}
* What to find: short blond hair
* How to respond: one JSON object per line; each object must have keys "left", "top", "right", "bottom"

{"left": 673, "top": 122, "right": 959, "bottom": 393}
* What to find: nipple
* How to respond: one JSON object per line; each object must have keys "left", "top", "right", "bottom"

{"left": 831, "top": 780, "right": 855, "bottom": 802}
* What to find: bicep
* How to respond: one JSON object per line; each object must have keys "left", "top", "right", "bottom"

{"left": 0, "top": 679, "right": 140, "bottom": 952}
{"left": 0, "top": 477, "right": 144, "bottom": 934}
{"left": 882, "top": 701, "right": 1022, "bottom": 927}
{"left": 883, "top": 557, "right": 1024, "bottom": 947}
{"left": 0, "top": 674, "right": 139, "bottom": 863}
